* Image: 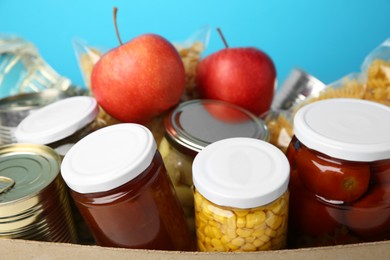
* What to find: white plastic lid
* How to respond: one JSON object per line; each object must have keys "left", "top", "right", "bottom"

{"left": 15, "top": 96, "right": 99, "bottom": 144}
{"left": 294, "top": 98, "right": 390, "bottom": 161}
{"left": 192, "top": 137, "right": 290, "bottom": 208}
{"left": 61, "top": 123, "right": 157, "bottom": 194}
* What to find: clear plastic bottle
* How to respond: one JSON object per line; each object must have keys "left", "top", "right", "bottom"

{"left": 192, "top": 137, "right": 290, "bottom": 252}
{"left": 60, "top": 123, "right": 195, "bottom": 250}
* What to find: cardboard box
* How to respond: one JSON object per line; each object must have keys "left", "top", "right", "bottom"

{"left": 2, "top": 238, "right": 389, "bottom": 259}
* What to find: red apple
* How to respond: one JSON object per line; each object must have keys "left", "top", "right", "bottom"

{"left": 91, "top": 8, "right": 185, "bottom": 124}
{"left": 196, "top": 29, "right": 276, "bottom": 116}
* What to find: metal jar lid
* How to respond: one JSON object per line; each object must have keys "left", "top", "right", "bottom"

{"left": 0, "top": 144, "right": 77, "bottom": 242}
{"left": 0, "top": 87, "right": 86, "bottom": 145}
{"left": 164, "top": 99, "right": 270, "bottom": 156}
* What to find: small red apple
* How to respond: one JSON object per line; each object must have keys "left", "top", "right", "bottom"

{"left": 91, "top": 7, "right": 185, "bottom": 124}
{"left": 196, "top": 28, "right": 276, "bottom": 116}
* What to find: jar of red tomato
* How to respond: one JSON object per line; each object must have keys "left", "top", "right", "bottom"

{"left": 286, "top": 98, "right": 390, "bottom": 248}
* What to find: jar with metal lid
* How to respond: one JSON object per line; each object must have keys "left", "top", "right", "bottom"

{"left": 14, "top": 96, "right": 105, "bottom": 157}
{"left": 159, "top": 99, "right": 270, "bottom": 233}
{"left": 286, "top": 98, "right": 390, "bottom": 248}
{"left": 192, "top": 137, "right": 290, "bottom": 252}
{"left": 60, "top": 123, "right": 195, "bottom": 250}
{"left": 0, "top": 143, "right": 77, "bottom": 243}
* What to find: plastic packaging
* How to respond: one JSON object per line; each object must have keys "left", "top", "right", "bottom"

{"left": 192, "top": 138, "right": 290, "bottom": 252}
{"left": 287, "top": 98, "right": 390, "bottom": 248}
{"left": 0, "top": 35, "right": 72, "bottom": 99}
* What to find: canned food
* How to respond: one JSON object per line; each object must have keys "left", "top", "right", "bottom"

{"left": 0, "top": 88, "right": 84, "bottom": 145}
{"left": 15, "top": 95, "right": 105, "bottom": 156}
{"left": 60, "top": 123, "right": 195, "bottom": 250}
{"left": 192, "top": 138, "right": 290, "bottom": 252}
{"left": 159, "top": 99, "right": 270, "bottom": 233}
{"left": 287, "top": 98, "right": 390, "bottom": 247}
{"left": 271, "top": 68, "right": 327, "bottom": 111}
{"left": 0, "top": 144, "right": 77, "bottom": 243}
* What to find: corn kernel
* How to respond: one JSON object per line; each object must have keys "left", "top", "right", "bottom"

{"left": 234, "top": 209, "right": 249, "bottom": 217}
{"left": 259, "top": 234, "right": 270, "bottom": 243}
{"left": 246, "top": 211, "right": 266, "bottom": 229}
{"left": 211, "top": 226, "right": 222, "bottom": 239}
{"left": 253, "top": 238, "right": 265, "bottom": 248}
{"left": 259, "top": 241, "right": 272, "bottom": 250}
{"left": 211, "top": 238, "right": 225, "bottom": 251}
{"left": 227, "top": 242, "right": 239, "bottom": 251}
{"left": 198, "top": 242, "right": 206, "bottom": 251}
{"left": 266, "top": 213, "right": 282, "bottom": 230}
{"left": 231, "top": 237, "right": 245, "bottom": 247}
{"left": 241, "top": 242, "right": 256, "bottom": 252}
{"left": 252, "top": 227, "right": 265, "bottom": 237}
{"left": 236, "top": 228, "right": 253, "bottom": 238}
{"left": 245, "top": 236, "right": 256, "bottom": 243}
{"left": 265, "top": 227, "right": 277, "bottom": 238}
{"left": 221, "top": 235, "right": 231, "bottom": 244}
{"left": 237, "top": 216, "right": 246, "bottom": 228}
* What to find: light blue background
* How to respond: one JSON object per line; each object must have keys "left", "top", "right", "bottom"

{"left": 1, "top": 0, "right": 389, "bottom": 88}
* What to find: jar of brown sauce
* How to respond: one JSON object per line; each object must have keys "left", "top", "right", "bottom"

{"left": 60, "top": 123, "right": 195, "bottom": 250}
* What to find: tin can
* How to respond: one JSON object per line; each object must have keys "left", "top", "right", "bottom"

{"left": 286, "top": 98, "right": 390, "bottom": 247}
{"left": 159, "top": 99, "right": 270, "bottom": 233}
{"left": 192, "top": 138, "right": 290, "bottom": 252}
{"left": 0, "top": 144, "right": 77, "bottom": 243}
{"left": 0, "top": 88, "right": 84, "bottom": 145}
{"left": 15, "top": 95, "right": 105, "bottom": 157}
{"left": 61, "top": 123, "right": 195, "bottom": 250}
{"left": 271, "top": 68, "right": 327, "bottom": 111}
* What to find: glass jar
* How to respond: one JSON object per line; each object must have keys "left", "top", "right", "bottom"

{"left": 287, "top": 98, "right": 390, "bottom": 248}
{"left": 14, "top": 96, "right": 105, "bottom": 157}
{"left": 192, "top": 137, "right": 290, "bottom": 252}
{"left": 159, "top": 99, "right": 270, "bottom": 233}
{"left": 60, "top": 123, "right": 195, "bottom": 251}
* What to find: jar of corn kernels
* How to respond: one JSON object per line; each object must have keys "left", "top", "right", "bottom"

{"left": 192, "top": 137, "right": 290, "bottom": 252}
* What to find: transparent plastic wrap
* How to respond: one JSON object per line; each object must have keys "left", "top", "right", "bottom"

{"left": 265, "top": 37, "right": 390, "bottom": 153}
{"left": 0, "top": 35, "right": 72, "bottom": 99}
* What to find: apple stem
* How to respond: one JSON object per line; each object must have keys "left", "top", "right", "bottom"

{"left": 113, "top": 6, "right": 123, "bottom": 45}
{"left": 217, "top": 27, "right": 229, "bottom": 48}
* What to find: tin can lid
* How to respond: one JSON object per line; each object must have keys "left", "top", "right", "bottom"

{"left": 61, "top": 123, "right": 157, "bottom": 194}
{"left": 15, "top": 96, "right": 99, "bottom": 144}
{"left": 164, "top": 99, "right": 269, "bottom": 156}
{"left": 0, "top": 144, "right": 60, "bottom": 204}
{"left": 192, "top": 138, "right": 290, "bottom": 208}
{"left": 294, "top": 98, "right": 390, "bottom": 161}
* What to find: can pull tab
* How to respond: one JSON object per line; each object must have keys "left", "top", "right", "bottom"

{"left": 0, "top": 176, "right": 15, "bottom": 194}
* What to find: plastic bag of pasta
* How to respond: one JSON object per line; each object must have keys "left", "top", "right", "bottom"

{"left": 293, "top": 38, "right": 390, "bottom": 109}
{"left": 72, "top": 38, "right": 108, "bottom": 93}
{"left": 360, "top": 37, "right": 390, "bottom": 106}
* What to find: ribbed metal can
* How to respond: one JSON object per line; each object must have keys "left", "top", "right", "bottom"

{"left": 0, "top": 143, "right": 77, "bottom": 243}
